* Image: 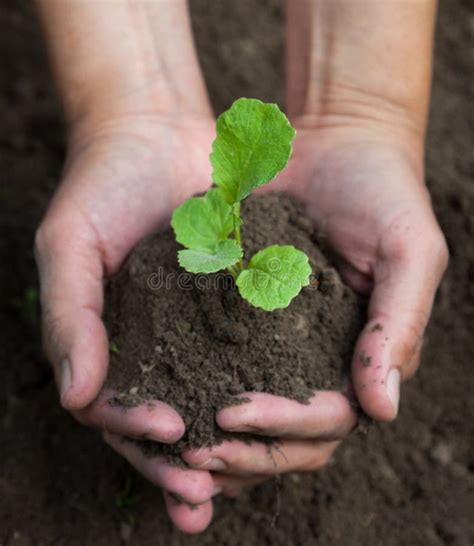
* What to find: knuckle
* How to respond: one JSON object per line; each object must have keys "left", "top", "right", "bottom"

{"left": 432, "top": 231, "right": 449, "bottom": 272}
{"left": 395, "top": 314, "right": 426, "bottom": 369}
{"left": 34, "top": 223, "right": 47, "bottom": 260}
{"left": 34, "top": 219, "right": 57, "bottom": 263}
{"left": 421, "top": 226, "right": 449, "bottom": 271}
{"left": 41, "top": 304, "right": 65, "bottom": 359}
{"left": 35, "top": 214, "right": 73, "bottom": 270}
{"left": 230, "top": 447, "right": 270, "bottom": 476}
{"left": 232, "top": 451, "right": 256, "bottom": 475}
{"left": 404, "top": 309, "right": 428, "bottom": 341}
{"left": 403, "top": 339, "right": 423, "bottom": 379}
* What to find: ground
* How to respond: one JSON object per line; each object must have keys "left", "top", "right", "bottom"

{"left": 0, "top": 1, "right": 472, "bottom": 545}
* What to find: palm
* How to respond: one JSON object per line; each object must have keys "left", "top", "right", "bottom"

{"left": 282, "top": 130, "right": 432, "bottom": 294}
{"left": 276, "top": 126, "right": 447, "bottom": 418}
{"left": 52, "top": 114, "right": 215, "bottom": 275}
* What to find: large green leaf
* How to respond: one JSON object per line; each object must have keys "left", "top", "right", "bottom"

{"left": 178, "top": 240, "right": 243, "bottom": 274}
{"left": 171, "top": 189, "right": 234, "bottom": 251}
{"left": 236, "top": 245, "right": 311, "bottom": 311}
{"left": 210, "top": 98, "right": 296, "bottom": 204}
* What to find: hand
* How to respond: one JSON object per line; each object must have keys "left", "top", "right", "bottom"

{"left": 287, "top": 121, "right": 448, "bottom": 418}
{"left": 183, "top": 119, "right": 448, "bottom": 497}
{"left": 35, "top": 111, "right": 219, "bottom": 533}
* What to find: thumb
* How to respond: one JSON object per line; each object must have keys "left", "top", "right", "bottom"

{"left": 35, "top": 208, "right": 108, "bottom": 411}
{"left": 352, "top": 219, "right": 448, "bottom": 421}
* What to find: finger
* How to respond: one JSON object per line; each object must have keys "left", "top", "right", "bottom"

{"left": 353, "top": 217, "right": 448, "bottom": 421}
{"left": 163, "top": 491, "right": 213, "bottom": 535}
{"left": 405, "top": 338, "right": 423, "bottom": 380}
{"left": 75, "top": 389, "right": 185, "bottom": 443}
{"left": 103, "top": 432, "right": 215, "bottom": 505}
{"left": 334, "top": 257, "right": 373, "bottom": 296}
{"left": 216, "top": 391, "right": 356, "bottom": 440}
{"left": 183, "top": 439, "right": 339, "bottom": 477}
{"left": 35, "top": 209, "right": 108, "bottom": 410}
{"left": 213, "top": 473, "right": 269, "bottom": 498}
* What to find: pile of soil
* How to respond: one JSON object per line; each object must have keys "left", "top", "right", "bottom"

{"left": 1, "top": 0, "right": 472, "bottom": 545}
{"left": 104, "top": 193, "right": 365, "bottom": 457}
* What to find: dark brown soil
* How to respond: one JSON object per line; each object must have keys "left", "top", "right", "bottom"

{"left": 104, "top": 193, "right": 365, "bottom": 458}
{"left": 1, "top": 0, "right": 473, "bottom": 545}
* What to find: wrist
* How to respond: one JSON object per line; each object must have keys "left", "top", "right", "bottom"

{"left": 285, "top": 114, "right": 426, "bottom": 197}
{"left": 36, "top": 0, "right": 211, "bottom": 130}
{"left": 286, "top": 0, "right": 436, "bottom": 140}
{"left": 291, "top": 84, "right": 428, "bottom": 147}
{"left": 65, "top": 76, "right": 211, "bottom": 141}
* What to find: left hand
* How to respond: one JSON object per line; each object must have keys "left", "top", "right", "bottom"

{"left": 35, "top": 111, "right": 219, "bottom": 533}
{"left": 183, "top": 119, "right": 448, "bottom": 496}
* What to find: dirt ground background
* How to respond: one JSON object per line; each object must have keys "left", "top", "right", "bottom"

{"left": 1, "top": 0, "right": 473, "bottom": 545}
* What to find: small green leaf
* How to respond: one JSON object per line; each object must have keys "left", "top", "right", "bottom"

{"left": 12, "top": 287, "right": 39, "bottom": 325}
{"left": 171, "top": 189, "right": 234, "bottom": 251}
{"left": 178, "top": 240, "right": 243, "bottom": 274}
{"left": 211, "top": 98, "right": 296, "bottom": 204}
{"left": 109, "top": 341, "right": 120, "bottom": 354}
{"left": 236, "top": 245, "right": 311, "bottom": 311}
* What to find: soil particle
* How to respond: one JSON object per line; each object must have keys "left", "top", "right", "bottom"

{"left": 359, "top": 351, "right": 372, "bottom": 367}
{"left": 430, "top": 442, "right": 453, "bottom": 465}
{"left": 104, "top": 193, "right": 366, "bottom": 458}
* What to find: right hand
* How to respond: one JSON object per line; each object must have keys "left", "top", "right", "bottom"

{"left": 35, "top": 111, "right": 219, "bottom": 533}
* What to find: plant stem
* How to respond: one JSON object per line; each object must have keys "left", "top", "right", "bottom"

{"left": 233, "top": 202, "right": 244, "bottom": 270}
{"left": 227, "top": 264, "right": 240, "bottom": 279}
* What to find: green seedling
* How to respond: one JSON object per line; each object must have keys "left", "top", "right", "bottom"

{"left": 12, "top": 287, "right": 39, "bottom": 325}
{"left": 109, "top": 340, "right": 120, "bottom": 354}
{"left": 172, "top": 98, "right": 311, "bottom": 311}
{"left": 115, "top": 475, "right": 139, "bottom": 528}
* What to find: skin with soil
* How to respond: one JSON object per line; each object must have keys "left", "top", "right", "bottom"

{"left": 1, "top": 0, "right": 473, "bottom": 545}
{"left": 104, "top": 193, "right": 365, "bottom": 459}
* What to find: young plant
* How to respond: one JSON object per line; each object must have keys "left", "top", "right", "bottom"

{"left": 171, "top": 98, "right": 311, "bottom": 311}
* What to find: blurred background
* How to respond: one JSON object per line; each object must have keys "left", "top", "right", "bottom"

{"left": 0, "top": 1, "right": 472, "bottom": 545}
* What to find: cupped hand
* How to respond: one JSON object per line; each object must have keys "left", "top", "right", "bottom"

{"left": 35, "top": 111, "right": 218, "bottom": 533}
{"left": 287, "top": 122, "right": 448, "bottom": 418}
{"left": 186, "top": 120, "right": 448, "bottom": 497}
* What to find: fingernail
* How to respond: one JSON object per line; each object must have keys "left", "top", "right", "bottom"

{"left": 198, "top": 458, "right": 226, "bottom": 471}
{"left": 386, "top": 368, "right": 400, "bottom": 417}
{"left": 60, "top": 358, "right": 72, "bottom": 400}
{"left": 212, "top": 486, "right": 222, "bottom": 497}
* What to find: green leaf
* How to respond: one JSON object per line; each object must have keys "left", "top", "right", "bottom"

{"left": 171, "top": 189, "right": 234, "bottom": 251}
{"left": 178, "top": 240, "right": 243, "bottom": 274}
{"left": 236, "top": 245, "right": 311, "bottom": 311}
{"left": 211, "top": 98, "right": 296, "bottom": 204}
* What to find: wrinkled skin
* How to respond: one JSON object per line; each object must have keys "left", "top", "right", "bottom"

{"left": 35, "top": 112, "right": 447, "bottom": 533}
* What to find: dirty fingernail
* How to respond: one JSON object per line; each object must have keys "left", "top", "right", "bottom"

{"left": 386, "top": 368, "right": 400, "bottom": 417}
{"left": 198, "top": 458, "right": 226, "bottom": 471}
{"left": 60, "top": 358, "right": 72, "bottom": 400}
